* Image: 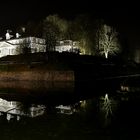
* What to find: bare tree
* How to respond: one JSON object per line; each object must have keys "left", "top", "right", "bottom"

{"left": 96, "top": 24, "right": 121, "bottom": 58}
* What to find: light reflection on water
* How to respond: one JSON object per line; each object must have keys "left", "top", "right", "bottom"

{"left": 0, "top": 80, "right": 140, "bottom": 139}
{"left": 0, "top": 98, "right": 46, "bottom": 121}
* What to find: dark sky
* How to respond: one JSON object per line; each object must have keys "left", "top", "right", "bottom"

{"left": 0, "top": 1, "right": 134, "bottom": 26}
{"left": 0, "top": 1, "right": 140, "bottom": 49}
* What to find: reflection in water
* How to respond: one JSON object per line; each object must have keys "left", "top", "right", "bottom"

{"left": 0, "top": 81, "right": 74, "bottom": 93}
{"left": 0, "top": 81, "right": 75, "bottom": 104}
{"left": 100, "top": 94, "right": 112, "bottom": 119}
{"left": 0, "top": 79, "right": 140, "bottom": 139}
{"left": 55, "top": 100, "right": 91, "bottom": 115}
{"left": 99, "top": 94, "right": 118, "bottom": 127}
{"left": 0, "top": 98, "right": 46, "bottom": 121}
{"left": 55, "top": 105, "right": 75, "bottom": 115}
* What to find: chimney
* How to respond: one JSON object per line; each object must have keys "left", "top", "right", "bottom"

{"left": 16, "top": 33, "right": 21, "bottom": 38}
{"left": 5, "top": 30, "right": 13, "bottom": 40}
{"left": 6, "top": 32, "right": 10, "bottom": 40}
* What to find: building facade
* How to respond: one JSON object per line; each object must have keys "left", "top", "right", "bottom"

{"left": 0, "top": 37, "right": 46, "bottom": 58}
{"left": 0, "top": 34, "right": 80, "bottom": 58}
{"left": 55, "top": 40, "right": 80, "bottom": 53}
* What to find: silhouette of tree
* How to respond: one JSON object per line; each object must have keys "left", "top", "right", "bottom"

{"left": 43, "top": 15, "right": 68, "bottom": 51}
{"left": 15, "top": 39, "right": 31, "bottom": 55}
{"left": 65, "top": 14, "right": 94, "bottom": 55}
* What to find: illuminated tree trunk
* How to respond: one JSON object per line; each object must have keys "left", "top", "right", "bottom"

{"left": 105, "top": 51, "right": 108, "bottom": 59}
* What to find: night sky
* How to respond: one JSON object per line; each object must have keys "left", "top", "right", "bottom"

{"left": 0, "top": 1, "right": 134, "bottom": 26}
{"left": 0, "top": 1, "right": 140, "bottom": 49}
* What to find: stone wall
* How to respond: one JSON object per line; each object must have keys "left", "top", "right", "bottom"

{"left": 0, "top": 71, "right": 74, "bottom": 81}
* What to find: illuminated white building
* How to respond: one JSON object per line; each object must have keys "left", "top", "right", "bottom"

{"left": 0, "top": 36, "right": 46, "bottom": 58}
{"left": 55, "top": 40, "right": 79, "bottom": 53}
{"left": 0, "top": 32, "right": 80, "bottom": 58}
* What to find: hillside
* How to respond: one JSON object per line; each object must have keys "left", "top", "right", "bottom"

{"left": 0, "top": 52, "right": 139, "bottom": 82}
{"left": 0, "top": 52, "right": 75, "bottom": 72}
{"left": 0, "top": 52, "right": 75, "bottom": 81}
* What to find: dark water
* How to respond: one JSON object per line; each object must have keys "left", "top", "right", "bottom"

{"left": 0, "top": 80, "right": 140, "bottom": 140}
